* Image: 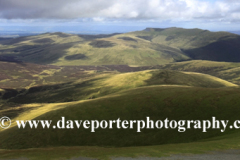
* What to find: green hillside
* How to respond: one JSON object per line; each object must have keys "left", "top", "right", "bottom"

{"left": 160, "top": 60, "right": 240, "bottom": 85}
{"left": 1, "top": 28, "right": 240, "bottom": 159}
{"left": 1, "top": 69, "right": 237, "bottom": 106}
{"left": 126, "top": 27, "right": 240, "bottom": 62}
{"left": 1, "top": 28, "right": 240, "bottom": 66}
{"left": 1, "top": 60, "right": 240, "bottom": 89}
{"left": 128, "top": 27, "right": 237, "bottom": 49}
{"left": 1, "top": 86, "right": 240, "bottom": 149}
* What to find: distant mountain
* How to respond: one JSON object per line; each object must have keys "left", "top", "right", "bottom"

{"left": 129, "top": 27, "right": 240, "bottom": 62}
{"left": 229, "top": 31, "right": 240, "bottom": 35}
{"left": 0, "top": 27, "right": 240, "bottom": 66}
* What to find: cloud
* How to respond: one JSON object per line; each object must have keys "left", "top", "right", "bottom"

{"left": 0, "top": 0, "right": 240, "bottom": 23}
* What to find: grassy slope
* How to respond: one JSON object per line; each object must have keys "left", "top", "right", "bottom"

{"left": 1, "top": 86, "right": 240, "bottom": 150}
{"left": 53, "top": 34, "right": 188, "bottom": 66}
{"left": 0, "top": 33, "right": 84, "bottom": 65}
{"left": 2, "top": 69, "right": 237, "bottom": 106}
{"left": 126, "top": 27, "right": 238, "bottom": 49}
{"left": 2, "top": 136, "right": 240, "bottom": 160}
{"left": 53, "top": 28, "right": 240, "bottom": 65}
{"left": 1, "top": 29, "right": 240, "bottom": 160}
{"left": 1, "top": 60, "right": 240, "bottom": 88}
{"left": 125, "top": 28, "right": 240, "bottom": 62}
{"left": 1, "top": 28, "right": 240, "bottom": 66}
{"left": 160, "top": 60, "right": 240, "bottom": 85}
{"left": 0, "top": 30, "right": 189, "bottom": 66}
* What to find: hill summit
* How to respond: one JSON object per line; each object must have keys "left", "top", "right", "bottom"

{"left": 0, "top": 27, "right": 240, "bottom": 66}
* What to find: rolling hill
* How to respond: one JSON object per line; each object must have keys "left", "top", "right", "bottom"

{"left": 1, "top": 27, "right": 240, "bottom": 66}
{"left": 1, "top": 60, "right": 240, "bottom": 89}
{"left": 1, "top": 85, "right": 240, "bottom": 149}
{"left": 159, "top": 60, "right": 240, "bottom": 85}
{"left": 0, "top": 68, "right": 238, "bottom": 121}
{"left": 1, "top": 28, "right": 240, "bottom": 159}
{"left": 0, "top": 69, "right": 237, "bottom": 105}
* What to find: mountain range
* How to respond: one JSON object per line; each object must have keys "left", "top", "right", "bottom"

{"left": 1, "top": 27, "right": 240, "bottom": 159}
{"left": 1, "top": 27, "right": 240, "bottom": 66}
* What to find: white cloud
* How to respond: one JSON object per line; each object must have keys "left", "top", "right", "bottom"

{"left": 0, "top": 0, "right": 240, "bottom": 23}
{"left": 93, "top": 17, "right": 105, "bottom": 22}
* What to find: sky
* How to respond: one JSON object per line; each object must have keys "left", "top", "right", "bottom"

{"left": 0, "top": 0, "right": 240, "bottom": 34}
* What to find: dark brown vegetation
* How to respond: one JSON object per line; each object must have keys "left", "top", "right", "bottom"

{"left": 89, "top": 40, "right": 116, "bottom": 48}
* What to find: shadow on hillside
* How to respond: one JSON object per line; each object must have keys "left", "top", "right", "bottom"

{"left": 0, "top": 43, "right": 75, "bottom": 64}
{"left": 182, "top": 38, "right": 240, "bottom": 62}
{"left": 5, "top": 77, "right": 106, "bottom": 104}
